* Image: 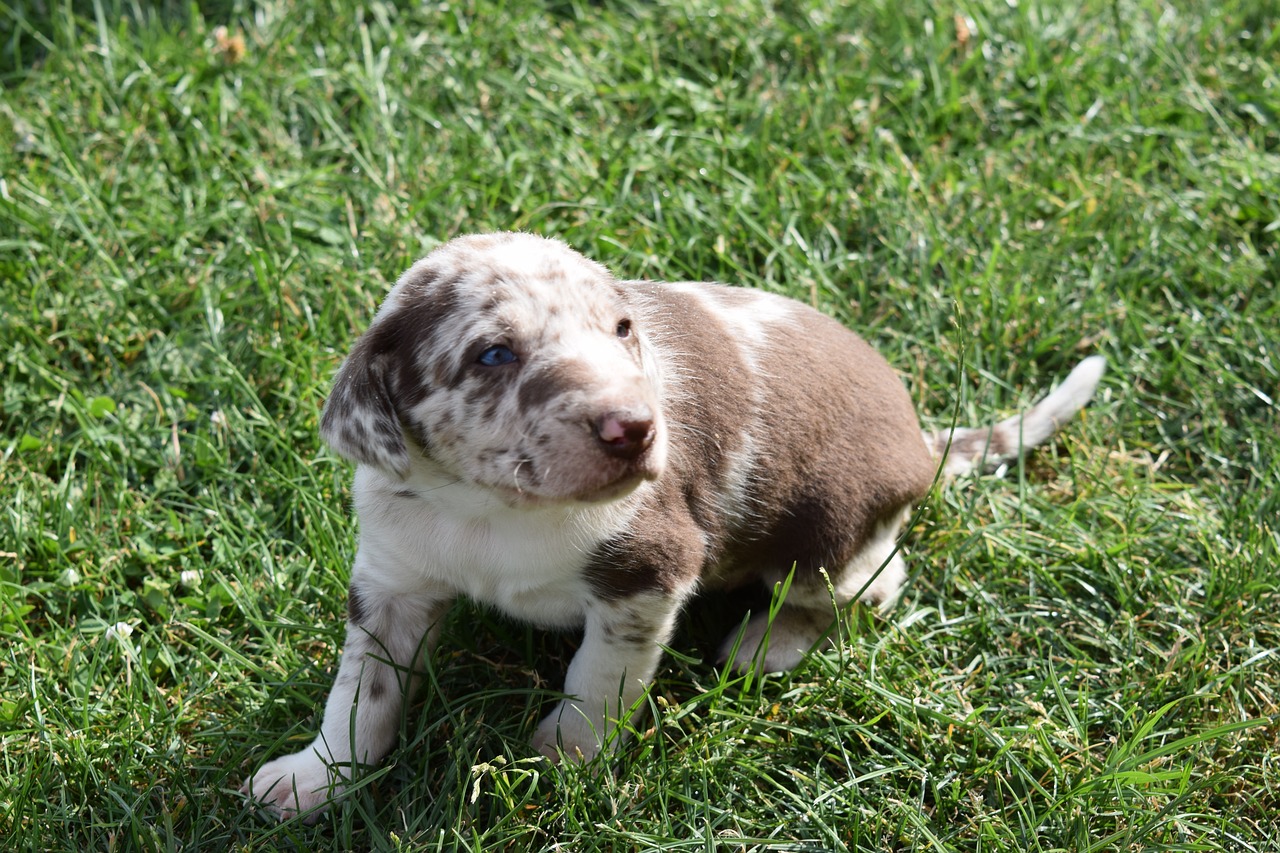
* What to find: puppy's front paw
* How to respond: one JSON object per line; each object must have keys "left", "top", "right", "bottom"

{"left": 532, "top": 700, "right": 604, "bottom": 764}
{"left": 241, "top": 749, "right": 342, "bottom": 823}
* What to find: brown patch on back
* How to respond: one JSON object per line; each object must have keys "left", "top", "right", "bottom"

{"left": 732, "top": 301, "right": 933, "bottom": 578}
{"left": 585, "top": 281, "right": 933, "bottom": 601}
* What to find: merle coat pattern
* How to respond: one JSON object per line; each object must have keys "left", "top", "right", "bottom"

{"left": 242, "top": 232, "right": 1105, "bottom": 821}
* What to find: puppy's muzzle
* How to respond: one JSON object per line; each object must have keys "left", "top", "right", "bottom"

{"left": 594, "top": 408, "right": 656, "bottom": 461}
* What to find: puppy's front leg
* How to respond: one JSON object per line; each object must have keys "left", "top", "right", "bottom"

{"left": 242, "top": 582, "right": 452, "bottom": 822}
{"left": 533, "top": 590, "right": 684, "bottom": 763}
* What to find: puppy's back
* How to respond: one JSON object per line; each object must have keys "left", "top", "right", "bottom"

{"left": 627, "top": 280, "right": 933, "bottom": 586}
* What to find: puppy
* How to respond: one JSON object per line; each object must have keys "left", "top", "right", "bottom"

{"left": 243, "top": 232, "right": 1104, "bottom": 820}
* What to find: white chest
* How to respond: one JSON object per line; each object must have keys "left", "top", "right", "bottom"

{"left": 350, "top": 473, "right": 639, "bottom": 629}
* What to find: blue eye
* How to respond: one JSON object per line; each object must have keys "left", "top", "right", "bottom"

{"left": 477, "top": 345, "right": 518, "bottom": 367}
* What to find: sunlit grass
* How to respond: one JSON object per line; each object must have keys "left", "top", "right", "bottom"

{"left": 2, "top": 0, "right": 1277, "bottom": 849}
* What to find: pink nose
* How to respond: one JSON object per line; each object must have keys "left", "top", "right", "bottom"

{"left": 594, "top": 410, "right": 655, "bottom": 460}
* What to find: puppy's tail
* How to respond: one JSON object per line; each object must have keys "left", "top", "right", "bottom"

{"left": 926, "top": 356, "right": 1106, "bottom": 478}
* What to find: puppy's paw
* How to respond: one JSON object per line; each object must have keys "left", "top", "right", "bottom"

{"left": 241, "top": 749, "right": 342, "bottom": 823}
{"left": 718, "top": 607, "right": 829, "bottom": 675}
{"left": 532, "top": 700, "right": 604, "bottom": 764}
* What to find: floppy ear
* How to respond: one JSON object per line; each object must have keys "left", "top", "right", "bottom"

{"left": 319, "top": 332, "right": 411, "bottom": 479}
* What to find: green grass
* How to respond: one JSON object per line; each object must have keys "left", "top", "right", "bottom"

{"left": 2, "top": 0, "right": 1278, "bottom": 849}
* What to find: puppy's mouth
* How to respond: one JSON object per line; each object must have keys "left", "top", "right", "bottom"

{"left": 494, "top": 446, "right": 663, "bottom": 508}
{"left": 571, "top": 463, "right": 659, "bottom": 504}
{"left": 472, "top": 405, "right": 666, "bottom": 508}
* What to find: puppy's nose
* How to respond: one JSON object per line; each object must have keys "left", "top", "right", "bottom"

{"left": 594, "top": 409, "right": 655, "bottom": 460}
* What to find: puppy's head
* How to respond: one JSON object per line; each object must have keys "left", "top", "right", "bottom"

{"left": 321, "top": 232, "right": 667, "bottom": 504}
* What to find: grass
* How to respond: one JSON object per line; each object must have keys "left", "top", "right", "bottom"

{"left": 1, "top": 0, "right": 1277, "bottom": 849}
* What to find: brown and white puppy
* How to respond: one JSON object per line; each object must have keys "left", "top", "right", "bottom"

{"left": 242, "top": 232, "right": 1105, "bottom": 821}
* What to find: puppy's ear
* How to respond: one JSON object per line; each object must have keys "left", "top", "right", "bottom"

{"left": 320, "top": 330, "right": 411, "bottom": 479}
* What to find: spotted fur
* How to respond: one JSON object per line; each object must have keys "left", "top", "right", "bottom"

{"left": 242, "top": 232, "right": 1105, "bottom": 822}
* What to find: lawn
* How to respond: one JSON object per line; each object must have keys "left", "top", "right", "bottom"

{"left": 2, "top": 0, "right": 1278, "bottom": 849}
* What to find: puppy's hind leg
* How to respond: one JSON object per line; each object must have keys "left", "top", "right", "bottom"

{"left": 719, "top": 508, "right": 912, "bottom": 675}
{"left": 242, "top": 581, "right": 452, "bottom": 822}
